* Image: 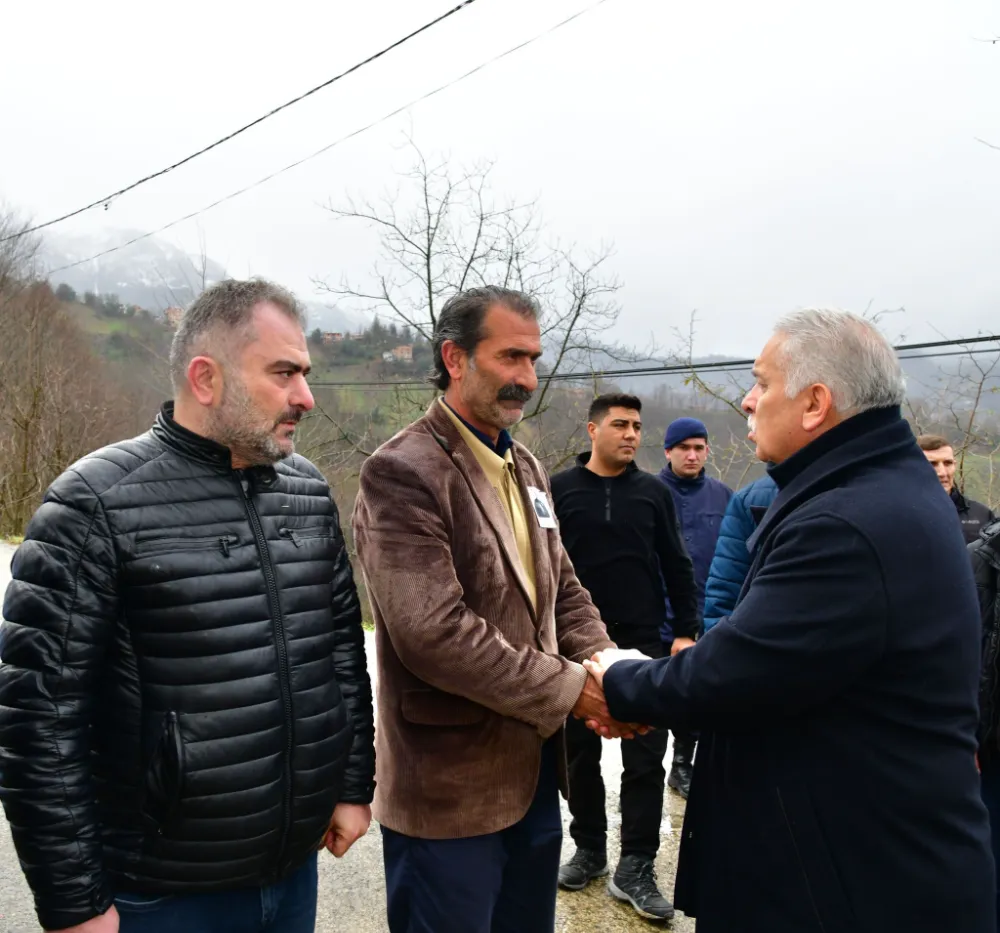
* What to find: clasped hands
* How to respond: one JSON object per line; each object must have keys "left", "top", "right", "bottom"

{"left": 571, "top": 648, "right": 653, "bottom": 739}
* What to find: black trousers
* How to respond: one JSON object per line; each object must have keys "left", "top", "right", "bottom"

{"left": 382, "top": 740, "right": 562, "bottom": 933}
{"left": 566, "top": 714, "right": 670, "bottom": 861}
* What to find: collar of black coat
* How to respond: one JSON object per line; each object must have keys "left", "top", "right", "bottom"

{"left": 950, "top": 486, "right": 970, "bottom": 513}
{"left": 152, "top": 401, "right": 278, "bottom": 486}
{"left": 748, "top": 405, "right": 909, "bottom": 554}
{"left": 575, "top": 451, "right": 639, "bottom": 476}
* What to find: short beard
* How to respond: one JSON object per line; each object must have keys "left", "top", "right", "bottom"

{"left": 207, "top": 375, "right": 299, "bottom": 466}
{"left": 463, "top": 360, "right": 533, "bottom": 431}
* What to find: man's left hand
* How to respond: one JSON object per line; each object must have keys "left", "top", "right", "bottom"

{"left": 670, "top": 637, "right": 696, "bottom": 656}
{"left": 323, "top": 803, "right": 372, "bottom": 857}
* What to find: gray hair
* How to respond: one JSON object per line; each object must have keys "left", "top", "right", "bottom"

{"left": 169, "top": 278, "right": 307, "bottom": 388}
{"left": 774, "top": 309, "right": 906, "bottom": 414}
{"left": 430, "top": 286, "right": 540, "bottom": 390}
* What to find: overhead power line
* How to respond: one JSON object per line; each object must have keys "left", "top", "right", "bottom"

{"left": 307, "top": 334, "right": 1000, "bottom": 389}
{"left": 3, "top": 0, "right": 482, "bottom": 243}
{"left": 44, "top": 0, "right": 612, "bottom": 276}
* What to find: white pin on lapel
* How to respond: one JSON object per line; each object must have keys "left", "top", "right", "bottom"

{"left": 527, "top": 486, "right": 557, "bottom": 529}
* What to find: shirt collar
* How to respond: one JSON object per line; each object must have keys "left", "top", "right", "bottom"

{"left": 442, "top": 398, "right": 514, "bottom": 458}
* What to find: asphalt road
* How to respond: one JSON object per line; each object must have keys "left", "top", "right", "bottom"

{"left": 0, "top": 542, "right": 693, "bottom": 932}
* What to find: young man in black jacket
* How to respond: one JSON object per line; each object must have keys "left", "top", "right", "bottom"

{"left": 550, "top": 393, "right": 698, "bottom": 922}
{"left": 919, "top": 434, "right": 996, "bottom": 544}
{"left": 0, "top": 280, "right": 376, "bottom": 933}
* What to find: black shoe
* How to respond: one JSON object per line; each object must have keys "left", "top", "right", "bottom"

{"left": 667, "top": 762, "right": 692, "bottom": 799}
{"left": 558, "top": 848, "right": 608, "bottom": 891}
{"left": 609, "top": 855, "right": 675, "bottom": 922}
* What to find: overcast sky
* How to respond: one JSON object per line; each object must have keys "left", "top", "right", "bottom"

{"left": 2, "top": 0, "right": 998, "bottom": 355}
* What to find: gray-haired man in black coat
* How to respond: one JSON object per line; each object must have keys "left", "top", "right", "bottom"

{"left": 585, "top": 309, "right": 995, "bottom": 933}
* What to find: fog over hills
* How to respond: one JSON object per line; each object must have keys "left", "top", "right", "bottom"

{"left": 41, "top": 230, "right": 364, "bottom": 333}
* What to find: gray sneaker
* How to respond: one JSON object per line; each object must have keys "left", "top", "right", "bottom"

{"left": 558, "top": 848, "right": 608, "bottom": 891}
{"left": 608, "top": 855, "right": 675, "bottom": 921}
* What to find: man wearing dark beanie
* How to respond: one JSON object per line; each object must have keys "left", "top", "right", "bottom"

{"left": 658, "top": 417, "right": 732, "bottom": 797}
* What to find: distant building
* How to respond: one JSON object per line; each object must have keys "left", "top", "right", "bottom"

{"left": 382, "top": 351, "right": 396, "bottom": 363}
{"left": 391, "top": 345, "right": 413, "bottom": 362}
{"left": 321, "top": 332, "right": 344, "bottom": 345}
{"left": 164, "top": 306, "right": 185, "bottom": 329}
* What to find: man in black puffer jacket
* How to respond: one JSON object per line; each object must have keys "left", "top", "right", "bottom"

{"left": 0, "top": 279, "right": 375, "bottom": 933}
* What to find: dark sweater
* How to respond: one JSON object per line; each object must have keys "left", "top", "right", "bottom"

{"left": 550, "top": 454, "right": 699, "bottom": 647}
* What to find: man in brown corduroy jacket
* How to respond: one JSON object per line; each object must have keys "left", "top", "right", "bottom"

{"left": 352, "top": 286, "right": 624, "bottom": 933}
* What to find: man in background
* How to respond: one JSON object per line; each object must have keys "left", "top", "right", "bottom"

{"left": 551, "top": 393, "right": 698, "bottom": 922}
{"left": 919, "top": 434, "right": 995, "bottom": 544}
{"left": 702, "top": 473, "right": 778, "bottom": 632}
{"left": 657, "top": 417, "right": 732, "bottom": 796}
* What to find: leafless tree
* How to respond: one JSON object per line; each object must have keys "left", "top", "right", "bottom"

{"left": 314, "top": 136, "right": 642, "bottom": 459}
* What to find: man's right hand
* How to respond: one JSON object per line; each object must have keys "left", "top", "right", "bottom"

{"left": 52, "top": 906, "right": 119, "bottom": 933}
{"left": 572, "top": 673, "right": 640, "bottom": 739}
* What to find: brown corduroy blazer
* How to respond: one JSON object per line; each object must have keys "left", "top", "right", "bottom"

{"left": 352, "top": 400, "right": 614, "bottom": 839}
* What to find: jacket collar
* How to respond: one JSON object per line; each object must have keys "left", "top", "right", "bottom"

{"left": 950, "top": 487, "right": 970, "bottom": 514}
{"left": 152, "top": 401, "right": 278, "bottom": 486}
{"left": 422, "top": 400, "right": 548, "bottom": 623}
{"left": 748, "top": 406, "right": 909, "bottom": 554}
{"left": 659, "top": 463, "right": 705, "bottom": 488}
{"left": 575, "top": 451, "right": 638, "bottom": 476}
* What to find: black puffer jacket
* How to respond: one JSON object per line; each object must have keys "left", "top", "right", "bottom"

{"left": 971, "top": 520, "right": 1000, "bottom": 760}
{"left": 0, "top": 404, "right": 375, "bottom": 931}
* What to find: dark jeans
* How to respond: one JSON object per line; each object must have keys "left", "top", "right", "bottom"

{"left": 114, "top": 853, "right": 318, "bottom": 933}
{"left": 981, "top": 756, "right": 1000, "bottom": 922}
{"left": 382, "top": 739, "right": 562, "bottom": 933}
{"left": 566, "top": 713, "right": 670, "bottom": 862}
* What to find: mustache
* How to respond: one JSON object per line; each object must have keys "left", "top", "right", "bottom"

{"left": 275, "top": 408, "right": 304, "bottom": 427}
{"left": 497, "top": 383, "right": 533, "bottom": 403}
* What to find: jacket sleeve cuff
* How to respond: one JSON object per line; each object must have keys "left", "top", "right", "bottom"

{"left": 338, "top": 784, "right": 376, "bottom": 806}
{"left": 36, "top": 880, "right": 114, "bottom": 933}
{"left": 537, "top": 662, "right": 589, "bottom": 738}
{"left": 671, "top": 618, "right": 700, "bottom": 641}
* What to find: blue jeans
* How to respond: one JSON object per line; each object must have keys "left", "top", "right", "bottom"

{"left": 114, "top": 853, "right": 318, "bottom": 933}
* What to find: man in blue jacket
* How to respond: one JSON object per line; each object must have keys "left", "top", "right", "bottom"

{"left": 658, "top": 418, "right": 732, "bottom": 796}
{"left": 584, "top": 309, "right": 995, "bottom": 933}
{"left": 702, "top": 474, "right": 778, "bottom": 632}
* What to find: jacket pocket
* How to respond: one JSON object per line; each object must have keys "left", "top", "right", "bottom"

{"left": 775, "top": 785, "right": 858, "bottom": 932}
{"left": 400, "top": 689, "right": 487, "bottom": 727}
{"left": 133, "top": 533, "right": 238, "bottom": 559}
{"left": 279, "top": 526, "right": 334, "bottom": 548}
{"left": 141, "top": 711, "right": 186, "bottom": 839}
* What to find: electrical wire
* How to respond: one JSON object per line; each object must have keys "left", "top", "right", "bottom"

{"left": 306, "top": 334, "right": 1000, "bottom": 389}
{"left": 44, "top": 0, "right": 612, "bottom": 276}
{"left": 3, "top": 0, "right": 482, "bottom": 242}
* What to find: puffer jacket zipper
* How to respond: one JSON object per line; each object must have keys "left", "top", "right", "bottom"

{"left": 238, "top": 472, "right": 294, "bottom": 877}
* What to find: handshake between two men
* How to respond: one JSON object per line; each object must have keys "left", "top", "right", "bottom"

{"left": 570, "top": 636, "right": 698, "bottom": 738}
{"left": 570, "top": 647, "right": 655, "bottom": 739}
